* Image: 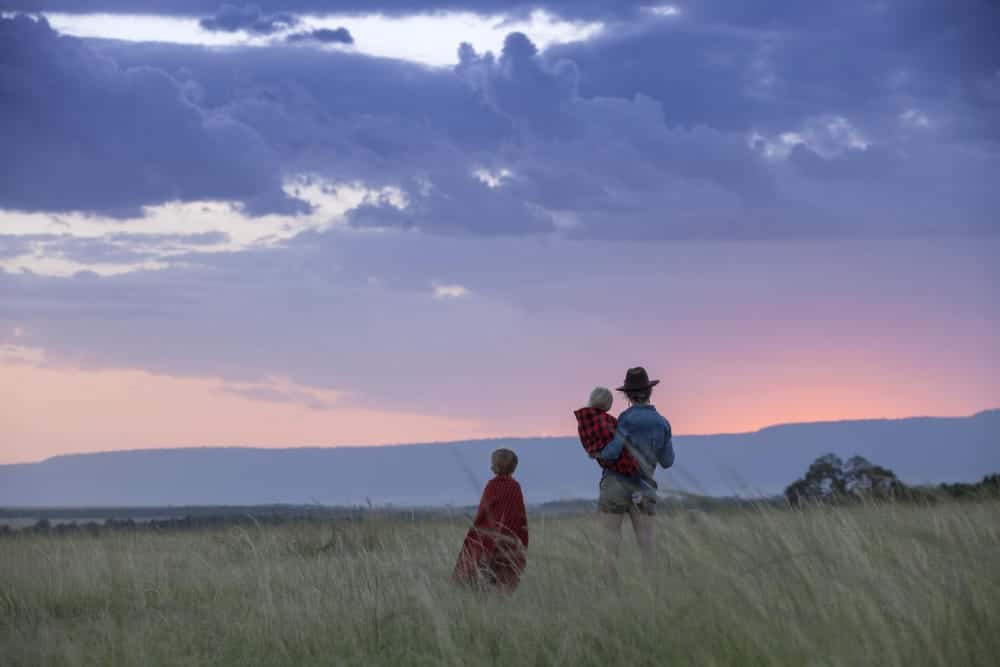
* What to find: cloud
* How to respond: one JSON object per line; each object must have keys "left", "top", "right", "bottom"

{"left": 0, "top": 343, "right": 46, "bottom": 365}
{"left": 0, "top": 236, "right": 37, "bottom": 260}
{"left": 2, "top": 230, "right": 998, "bottom": 421}
{"left": 549, "top": 0, "right": 1000, "bottom": 141}
{"left": 93, "top": 34, "right": 512, "bottom": 159}
{"left": 219, "top": 380, "right": 337, "bottom": 410}
{"left": 899, "top": 109, "right": 931, "bottom": 130}
{"left": 0, "top": 0, "right": 649, "bottom": 20}
{"left": 345, "top": 162, "right": 555, "bottom": 236}
{"left": 3, "top": 3, "right": 998, "bottom": 241}
{"left": 457, "top": 32, "right": 581, "bottom": 139}
{"left": 0, "top": 232, "right": 233, "bottom": 274}
{"left": 472, "top": 167, "right": 513, "bottom": 188}
{"left": 40, "top": 9, "right": 604, "bottom": 67}
{"left": 199, "top": 4, "right": 298, "bottom": 34}
{"left": 432, "top": 283, "right": 468, "bottom": 299}
{"left": 325, "top": 31, "right": 780, "bottom": 238}
{"left": 0, "top": 15, "right": 308, "bottom": 217}
{"left": 751, "top": 115, "right": 869, "bottom": 161}
{"left": 286, "top": 27, "right": 353, "bottom": 44}
{"left": 0, "top": 179, "right": 416, "bottom": 277}
{"left": 109, "top": 231, "right": 231, "bottom": 245}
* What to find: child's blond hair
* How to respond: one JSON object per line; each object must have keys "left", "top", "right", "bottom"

{"left": 491, "top": 448, "right": 519, "bottom": 475}
{"left": 588, "top": 386, "right": 613, "bottom": 412}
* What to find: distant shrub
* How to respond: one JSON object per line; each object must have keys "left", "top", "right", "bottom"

{"left": 785, "top": 454, "right": 907, "bottom": 505}
{"left": 939, "top": 474, "right": 1000, "bottom": 500}
{"left": 786, "top": 455, "right": 997, "bottom": 506}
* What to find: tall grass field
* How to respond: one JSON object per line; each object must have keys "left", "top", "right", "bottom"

{"left": 2, "top": 501, "right": 998, "bottom": 666}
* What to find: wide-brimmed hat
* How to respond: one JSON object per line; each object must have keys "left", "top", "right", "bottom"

{"left": 617, "top": 366, "right": 660, "bottom": 393}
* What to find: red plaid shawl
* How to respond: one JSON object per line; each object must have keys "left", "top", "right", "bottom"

{"left": 452, "top": 475, "right": 528, "bottom": 592}
{"left": 574, "top": 407, "right": 639, "bottom": 476}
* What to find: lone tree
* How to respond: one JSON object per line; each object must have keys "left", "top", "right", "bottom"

{"left": 785, "top": 454, "right": 905, "bottom": 505}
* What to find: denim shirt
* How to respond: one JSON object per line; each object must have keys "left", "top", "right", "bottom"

{"left": 597, "top": 404, "right": 674, "bottom": 480}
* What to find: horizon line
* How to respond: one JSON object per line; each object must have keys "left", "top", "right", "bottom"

{"left": 6, "top": 408, "right": 996, "bottom": 467}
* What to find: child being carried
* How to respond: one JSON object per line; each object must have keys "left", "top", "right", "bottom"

{"left": 573, "top": 386, "right": 640, "bottom": 477}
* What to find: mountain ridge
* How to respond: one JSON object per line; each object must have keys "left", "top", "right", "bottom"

{"left": 27, "top": 408, "right": 999, "bottom": 466}
{"left": 3, "top": 410, "right": 997, "bottom": 507}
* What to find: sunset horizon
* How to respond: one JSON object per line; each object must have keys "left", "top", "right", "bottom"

{"left": 4, "top": 343, "right": 997, "bottom": 464}
{"left": 8, "top": 405, "right": 997, "bottom": 466}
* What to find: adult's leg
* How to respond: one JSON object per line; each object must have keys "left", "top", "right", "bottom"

{"left": 628, "top": 508, "right": 656, "bottom": 573}
{"left": 597, "top": 475, "right": 632, "bottom": 580}
{"left": 597, "top": 511, "right": 625, "bottom": 579}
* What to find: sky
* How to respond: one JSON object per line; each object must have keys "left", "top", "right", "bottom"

{"left": 0, "top": 0, "right": 998, "bottom": 464}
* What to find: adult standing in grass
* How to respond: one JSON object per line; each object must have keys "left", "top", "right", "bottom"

{"left": 595, "top": 367, "right": 674, "bottom": 575}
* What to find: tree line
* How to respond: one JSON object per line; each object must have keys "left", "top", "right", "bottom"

{"left": 784, "top": 453, "right": 999, "bottom": 505}
{"left": 2, "top": 460, "right": 997, "bottom": 537}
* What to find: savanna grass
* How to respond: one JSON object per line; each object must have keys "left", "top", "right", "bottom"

{"left": 1, "top": 501, "right": 998, "bottom": 666}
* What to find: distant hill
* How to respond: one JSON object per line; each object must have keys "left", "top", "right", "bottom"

{"left": 1, "top": 411, "right": 997, "bottom": 507}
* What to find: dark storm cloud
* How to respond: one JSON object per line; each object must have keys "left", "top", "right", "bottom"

{"left": 2, "top": 1, "right": 998, "bottom": 238}
{"left": 285, "top": 27, "right": 353, "bottom": 44}
{"left": 199, "top": 4, "right": 298, "bottom": 34}
{"left": 327, "top": 32, "right": 780, "bottom": 238}
{"left": 0, "top": 15, "right": 308, "bottom": 217}
{"left": 457, "top": 33, "right": 581, "bottom": 139}
{"left": 346, "top": 166, "right": 554, "bottom": 236}
{"left": 92, "top": 36, "right": 510, "bottom": 154}
{"left": 550, "top": 0, "right": 1000, "bottom": 139}
{"left": 0, "top": 0, "right": 643, "bottom": 19}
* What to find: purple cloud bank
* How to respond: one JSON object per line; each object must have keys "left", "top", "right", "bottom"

{"left": 0, "top": 0, "right": 638, "bottom": 19}
{"left": 0, "top": 3, "right": 997, "bottom": 420}
{"left": 0, "top": 16, "right": 309, "bottom": 217}
{"left": 2, "top": 3, "right": 997, "bottom": 237}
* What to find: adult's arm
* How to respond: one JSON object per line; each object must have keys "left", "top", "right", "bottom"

{"left": 658, "top": 420, "right": 675, "bottom": 469}
{"left": 596, "top": 427, "right": 627, "bottom": 462}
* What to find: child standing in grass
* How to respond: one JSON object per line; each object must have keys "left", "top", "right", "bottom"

{"left": 452, "top": 448, "right": 529, "bottom": 592}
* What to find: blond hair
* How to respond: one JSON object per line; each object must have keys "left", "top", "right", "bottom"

{"left": 588, "top": 386, "right": 613, "bottom": 412}
{"left": 491, "top": 448, "right": 519, "bottom": 475}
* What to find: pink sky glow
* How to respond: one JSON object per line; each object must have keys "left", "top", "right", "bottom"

{"left": 3, "top": 345, "right": 996, "bottom": 465}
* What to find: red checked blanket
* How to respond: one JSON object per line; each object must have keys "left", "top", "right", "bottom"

{"left": 573, "top": 407, "right": 639, "bottom": 476}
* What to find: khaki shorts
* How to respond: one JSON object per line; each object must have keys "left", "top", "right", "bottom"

{"left": 598, "top": 474, "right": 657, "bottom": 515}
